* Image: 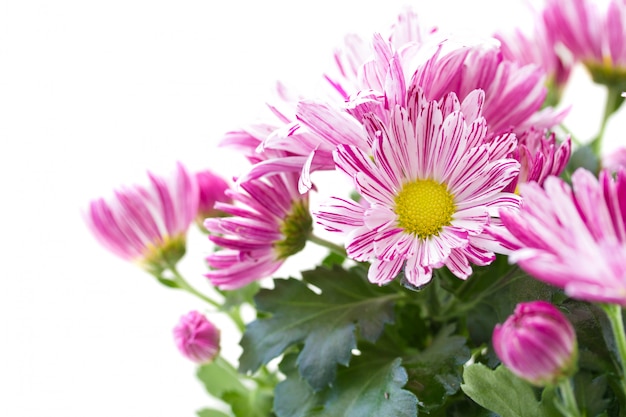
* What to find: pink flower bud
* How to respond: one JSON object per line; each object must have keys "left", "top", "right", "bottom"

{"left": 195, "top": 170, "right": 232, "bottom": 222}
{"left": 173, "top": 311, "right": 220, "bottom": 364}
{"left": 492, "top": 301, "right": 577, "bottom": 386}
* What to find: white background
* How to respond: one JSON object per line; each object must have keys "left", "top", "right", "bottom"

{"left": 1, "top": 0, "right": 623, "bottom": 416}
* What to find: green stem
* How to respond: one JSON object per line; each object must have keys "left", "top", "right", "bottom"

{"left": 601, "top": 304, "right": 626, "bottom": 399}
{"left": 228, "top": 305, "right": 247, "bottom": 333}
{"left": 590, "top": 87, "right": 621, "bottom": 155}
{"left": 253, "top": 365, "right": 281, "bottom": 388}
{"left": 167, "top": 264, "right": 221, "bottom": 308}
{"left": 308, "top": 233, "right": 347, "bottom": 257}
{"left": 215, "top": 355, "right": 239, "bottom": 375}
{"left": 166, "top": 264, "right": 247, "bottom": 332}
{"left": 556, "top": 378, "right": 584, "bottom": 417}
{"left": 558, "top": 124, "right": 582, "bottom": 146}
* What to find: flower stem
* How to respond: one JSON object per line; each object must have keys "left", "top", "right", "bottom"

{"left": 558, "top": 124, "right": 582, "bottom": 146}
{"left": 601, "top": 304, "right": 626, "bottom": 399}
{"left": 556, "top": 378, "right": 584, "bottom": 417}
{"left": 308, "top": 233, "right": 347, "bottom": 257}
{"left": 167, "top": 264, "right": 221, "bottom": 308}
{"left": 590, "top": 87, "right": 622, "bottom": 156}
{"left": 227, "top": 305, "right": 247, "bottom": 333}
{"left": 165, "top": 264, "right": 247, "bottom": 332}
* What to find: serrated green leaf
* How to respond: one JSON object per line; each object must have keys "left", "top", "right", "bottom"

{"left": 240, "top": 265, "right": 400, "bottom": 390}
{"left": 274, "top": 353, "right": 324, "bottom": 417}
{"left": 461, "top": 364, "right": 557, "bottom": 417}
{"left": 403, "top": 324, "right": 470, "bottom": 412}
{"left": 318, "top": 356, "right": 417, "bottom": 417}
{"left": 196, "top": 409, "right": 233, "bottom": 417}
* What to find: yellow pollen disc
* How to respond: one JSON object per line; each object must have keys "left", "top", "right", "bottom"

{"left": 394, "top": 179, "right": 455, "bottom": 239}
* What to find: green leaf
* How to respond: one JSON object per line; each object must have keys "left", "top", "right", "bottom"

{"left": 274, "top": 353, "right": 324, "bottom": 417}
{"left": 197, "top": 357, "right": 274, "bottom": 417}
{"left": 197, "top": 357, "right": 248, "bottom": 400}
{"left": 565, "top": 145, "right": 600, "bottom": 178}
{"left": 562, "top": 300, "right": 614, "bottom": 373}
{"left": 154, "top": 275, "right": 180, "bottom": 289}
{"left": 196, "top": 409, "right": 232, "bottom": 417}
{"left": 320, "top": 251, "right": 346, "bottom": 268}
{"left": 219, "top": 281, "right": 260, "bottom": 310}
{"left": 437, "top": 254, "right": 511, "bottom": 300}
{"left": 222, "top": 390, "right": 274, "bottom": 417}
{"left": 317, "top": 355, "right": 417, "bottom": 417}
{"left": 466, "top": 270, "right": 561, "bottom": 362}
{"left": 573, "top": 372, "right": 611, "bottom": 417}
{"left": 403, "top": 324, "right": 471, "bottom": 412}
{"left": 274, "top": 331, "right": 420, "bottom": 417}
{"left": 461, "top": 364, "right": 558, "bottom": 417}
{"left": 240, "top": 265, "right": 399, "bottom": 390}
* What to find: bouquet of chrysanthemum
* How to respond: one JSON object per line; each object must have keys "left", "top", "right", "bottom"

{"left": 84, "top": 0, "right": 626, "bottom": 416}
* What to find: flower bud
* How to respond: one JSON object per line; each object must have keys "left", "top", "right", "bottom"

{"left": 492, "top": 301, "right": 577, "bottom": 386}
{"left": 173, "top": 311, "right": 220, "bottom": 364}
{"left": 195, "top": 169, "right": 232, "bottom": 226}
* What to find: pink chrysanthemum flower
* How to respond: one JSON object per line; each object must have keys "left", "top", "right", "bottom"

{"left": 325, "top": 8, "right": 438, "bottom": 101}
{"left": 412, "top": 39, "right": 564, "bottom": 136}
{"left": 85, "top": 162, "right": 198, "bottom": 274}
{"left": 495, "top": 16, "right": 572, "bottom": 106}
{"left": 204, "top": 134, "right": 312, "bottom": 290}
{"left": 504, "top": 128, "right": 571, "bottom": 193}
{"left": 543, "top": 0, "right": 626, "bottom": 86}
{"left": 173, "top": 311, "right": 220, "bottom": 364}
{"left": 493, "top": 301, "right": 577, "bottom": 387}
{"left": 493, "top": 168, "right": 626, "bottom": 305}
{"left": 258, "top": 33, "right": 563, "bottom": 195}
{"left": 315, "top": 90, "right": 520, "bottom": 287}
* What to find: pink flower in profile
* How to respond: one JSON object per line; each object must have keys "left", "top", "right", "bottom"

{"left": 543, "top": 0, "right": 626, "bottom": 85}
{"left": 204, "top": 133, "right": 312, "bottom": 290}
{"left": 85, "top": 162, "right": 198, "bottom": 273}
{"left": 504, "top": 128, "right": 571, "bottom": 193}
{"left": 495, "top": 7, "right": 573, "bottom": 101}
{"left": 173, "top": 311, "right": 220, "bottom": 364}
{"left": 493, "top": 301, "right": 577, "bottom": 386}
{"left": 195, "top": 169, "right": 232, "bottom": 222}
{"left": 493, "top": 168, "right": 626, "bottom": 306}
{"left": 315, "top": 89, "right": 520, "bottom": 287}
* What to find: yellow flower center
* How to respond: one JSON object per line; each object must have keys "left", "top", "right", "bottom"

{"left": 140, "top": 234, "right": 187, "bottom": 275}
{"left": 394, "top": 179, "right": 455, "bottom": 239}
{"left": 275, "top": 199, "right": 313, "bottom": 260}
{"left": 584, "top": 59, "right": 626, "bottom": 89}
